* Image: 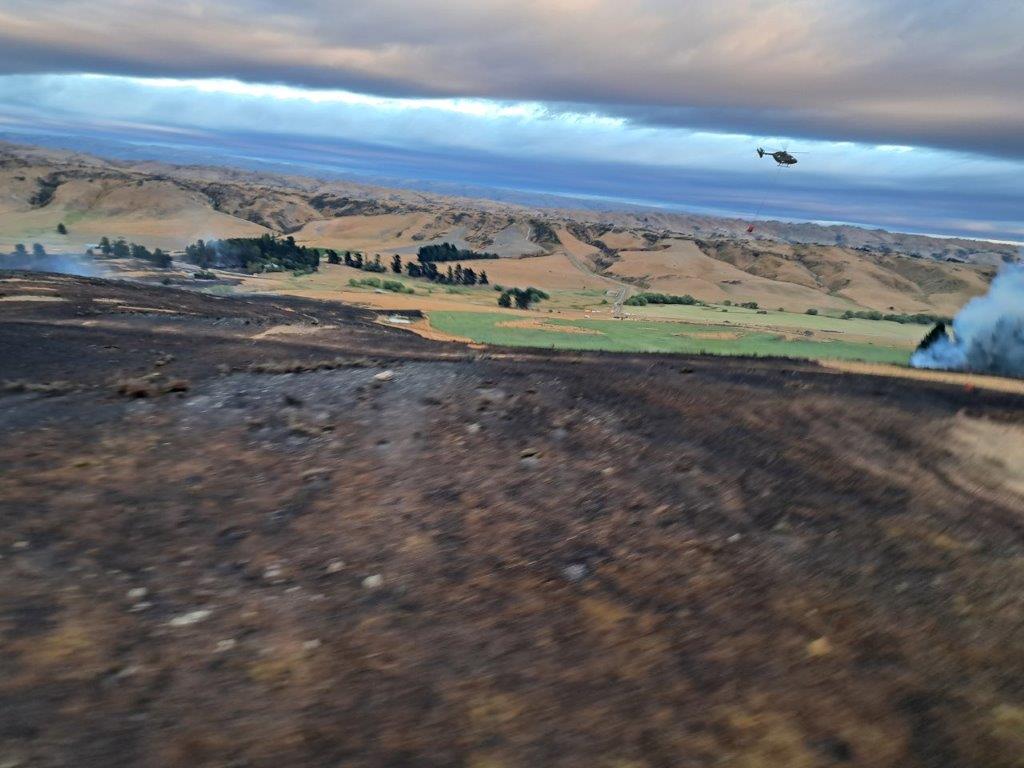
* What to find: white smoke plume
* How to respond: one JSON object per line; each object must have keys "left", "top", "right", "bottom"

{"left": 1, "top": 250, "right": 105, "bottom": 277}
{"left": 910, "top": 261, "right": 1024, "bottom": 378}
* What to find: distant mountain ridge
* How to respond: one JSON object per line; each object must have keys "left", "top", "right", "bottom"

{"left": 0, "top": 141, "right": 1010, "bottom": 316}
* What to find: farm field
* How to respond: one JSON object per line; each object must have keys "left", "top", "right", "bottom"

{"left": 427, "top": 311, "right": 915, "bottom": 363}
{"left": 202, "top": 262, "right": 929, "bottom": 363}
{"left": 627, "top": 303, "right": 929, "bottom": 344}
{"left": 229, "top": 262, "right": 616, "bottom": 314}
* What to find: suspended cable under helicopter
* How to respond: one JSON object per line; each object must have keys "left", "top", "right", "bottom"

{"left": 748, "top": 146, "right": 800, "bottom": 233}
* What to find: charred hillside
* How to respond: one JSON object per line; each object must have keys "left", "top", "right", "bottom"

{"left": 2, "top": 272, "right": 1024, "bottom": 767}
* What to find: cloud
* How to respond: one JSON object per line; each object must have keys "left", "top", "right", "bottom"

{"left": 1, "top": 73, "right": 1021, "bottom": 242}
{"left": 0, "top": 0, "right": 1020, "bottom": 157}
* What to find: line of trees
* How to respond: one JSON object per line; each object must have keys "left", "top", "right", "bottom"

{"left": 329, "top": 250, "right": 388, "bottom": 273}
{"left": 417, "top": 242, "right": 498, "bottom": 262}
{"left": 331, "top": 248, "right": 490, "bottom": 287}
{"left": 328, "top": 241, "right": 504, "bottom": 288}
{"left": 94, "top": 236, "right": 171, "bottom": 268}
{"left": 184, "top": 235, "right": 319, "bottom": 274}
{"left": 406, "top": 260, "right": 488, "bottom": 286}
{"left": 625, "top": 292, "right": 703, "bottom": 306}
{"left": 842, "top": 309, "right": 950, "bottom": 325}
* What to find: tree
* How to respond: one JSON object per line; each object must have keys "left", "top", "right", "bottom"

{"left": 14, "top": 243, "right": 27, "bottom": 256}
{"left": 182, "top": 235, "right": 319, "bottom": 274}
{"left": 185, "top": 239, "right": 214, "bottom": 268}
{"left": 498, "top": 291, "right": 512, "bottom": 308}
{"left": 112, "top": 238, "right": 130, "bottom": 259}
{"left": 99, "top": 236, "right": 112, "bottom": 256}
{"left": 327, "top": 249, "right": 341, "bottom": 265}
{"left": 805, "top": 308, "right": 818, "bottom": 315}
{"left": 479, "top": 271, "right": 489, "bottom": 285}
{"left": 373, "top": 254, "right": 382, "bottom": 269}
{"left": 152, "top": 248, "right": 172, "bottom": 268}
{"left": 391, "top": 254, "right": 402, "bottom": 274}
{"left": 32, "top": 243, "right": 46, "bottom": 257}
{"left": 56, "top": 222, "right": 68, "bottom": 235}
{"left": 343, "top": 251, "right": 353, "bottom": 266}
{"left": 130, "top": 243, "right": 152, "bottom": 261}
{"left": 513, "top": 289, "right": 532, "bottom": 309}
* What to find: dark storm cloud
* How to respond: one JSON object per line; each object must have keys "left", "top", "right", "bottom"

{"left": 0, "top": 0, "right": 1021, "bottom": 158}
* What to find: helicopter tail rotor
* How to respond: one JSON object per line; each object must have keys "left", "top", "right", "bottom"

{"left": 756, "top": 147, "right": 765, "bottom": 158}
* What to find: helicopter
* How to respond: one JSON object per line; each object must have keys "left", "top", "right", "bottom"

{"left": 747, "top": 146, "right": 801, "bottom": 232}
{"left": 757, "top": 147, "right": 797, "bottom": 166}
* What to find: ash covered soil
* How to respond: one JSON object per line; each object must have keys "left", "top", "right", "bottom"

{"left": 3, "top": 271, "right": 1024, "bottom": 768}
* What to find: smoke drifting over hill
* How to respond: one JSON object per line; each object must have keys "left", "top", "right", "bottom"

{"left": 911, "top": 262, "right": 1024, "bottom": 378}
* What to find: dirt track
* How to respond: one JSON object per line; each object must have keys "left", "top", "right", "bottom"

{"left": 3, "top": 272, "right": 1024, "bottom": 768}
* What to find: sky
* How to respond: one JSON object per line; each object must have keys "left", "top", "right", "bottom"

{"left": 0, "top": 0, "right": 1021, "bottom": 241}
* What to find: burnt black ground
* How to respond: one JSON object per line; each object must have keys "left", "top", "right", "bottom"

{"left": 2, "top": 272, "right": 1024, "bottom": 768}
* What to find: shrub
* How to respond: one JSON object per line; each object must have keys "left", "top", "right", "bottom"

{"left": 349, "top": 277, "right": 382, "bottom": 288}
{"left": 193, "top": 270, "right": 217, "bottom": 280}
{"left": 499, "top": 287, "right": 547, "bottom": 309}
{"left": 349, "top": 277, "right": 412, "bottom": 293}
{"left": 805, "top": 308, "right": 819, "bottom": 315}
{"left": 381, "top": 280, "right": 414, "bottom": 294}
{"left": 30, "top": 175, "right": 59, "bottom": 207}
